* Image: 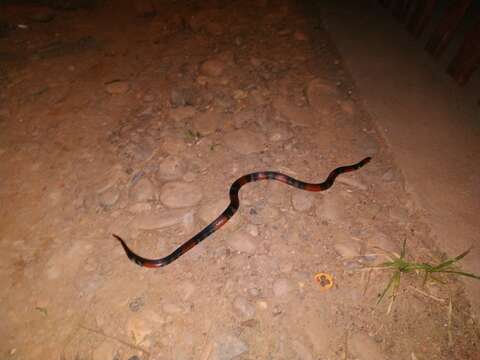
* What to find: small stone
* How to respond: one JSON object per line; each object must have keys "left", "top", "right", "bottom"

{"left": 291, "top": 191, "right": 314, "bottom": 212}
{"left": 382, "top": 169, "right": 395, "bottom": 182}
{"left": 194, "top": 111, "right": 222, "bottom": 135}
{"left": 315, "top": 192, "right": 348, "bottom": 223}
{"left": 244, "top": 204, "right": 281, "bottom": 225}
{"left": 211, "top": 334, "right": 248, "bottom": 360}
{"left": 129, "top": 178, "right": 156, "bottom": 203}
{"left": 169, "top": 106, "right": 196, "bottom": 122}
{"left": 105, "top": 80, "right": 130, "bottom": 95}
{"left": 170, "top": 87, "right": 194, "bottom": 107}
{"left": 267, "top": 123, "right": 293, "bottom": 142}
{"left": 305, "top": 78, "right": 339, "bottom": 116}
{"left": 291, "top": 340, "right": 313, "bottom": 360}
{"left": 99, "top": 187, "right": 120, "bottom": 207}
{"left": 157, "top": 156, "right": 185, "bottom": 180}
{"left": 232, "top": 296, "right": 256, "bottom": 319}
{"left": 272, "top": 278, "right": 293, "bottom": 298}
{"left": 273, "top": 98, "right": 314, "bottom": 127}
{"left": 233, "top": 110, "right": 254, "bottom": 129}
{"left": 350, "top": 332, "right": 384, "bottom": 360}
{"left": 131, "top": 209, "right": 194, "bottom": 230}
{"left": 340, "top": 100, "right": 355, "bottom": 115}
{"left": 248, "top": 287, "right": 260, "bottom": 297}
{"left": 200, "top": 59, "right": 226, "bottom": 77}
{"left": 160, "top": 182, "right": 203, "bottom": 208}
{"left": 334, "top": 241, "right": 361, "bottom": 259}
{"left": 129, "top": 297, "right": 145, "bottom": 312}
{"left": 183, "top": 172, "right": 196, "bottom": 182}
{"left": 178, "top": 280, "right": 196, "bottom": 301}
{"left": 245, "top": 224, "right": 259, "bottom": 237}
{"left": 126, "top": 317, "right": 151, "bottom": 344}
{"left": 250, "top": 57, "right": 262, "bottom": 67}
{"left": 163, "top": 303, "right": 182, "bottom": 314}
{"left": 92, "top": 341, "right": 116, "bottom": 360}
{"left": 227, "top": 231, "right": 257, "bottom": 254}
{"left": 337, "top": 176, "right": 367, "bottom": 191}
{"left": 161, "top": 134, "right": 187, "bottom": 155}
{"left": 224, "top": 129, "right": 266, "bottom": 155}
{"left": 293, "top": 30, "right": 308, "bottom": 41}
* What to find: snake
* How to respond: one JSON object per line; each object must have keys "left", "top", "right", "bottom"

{"left": 113, "top": 157, "right": 371, "bottom": 268}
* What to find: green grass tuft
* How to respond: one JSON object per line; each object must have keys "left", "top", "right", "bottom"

{"left": 374, "top": 240, "right": 480, "bottom": 312}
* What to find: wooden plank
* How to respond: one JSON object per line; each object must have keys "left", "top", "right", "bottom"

{"left": 447, "top": 19, "right": 480, "bottom": 85}
{"left": 393, "top": 0, "right": 413, "bottom": 22}
{"left": 425, "top": 0, "right": 472, "bottom": 58}
{"left": 380, "top": 0, "right": 394, "bottom": 8}
{"left": 408, "top": 0, "right": 438, "bottom": 37}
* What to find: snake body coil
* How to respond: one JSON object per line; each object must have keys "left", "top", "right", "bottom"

{"left": 114, "top": 157, "right": 371, "bottom": 268}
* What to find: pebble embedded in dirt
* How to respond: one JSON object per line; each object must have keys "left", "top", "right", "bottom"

{"left": 267, "top": 122, "right": 293, "bottom": 142}
{"left": 293, "top": 30, "right": 308, "bottom": 41}
{"left": 291, "top": 191, "right": 315, "bottom": 212}
{"left": 315, "top": 192, "right": 348, "bottom": 223}
{"left": 161, "top": 133, "right": 188, "bottom": 155}
{"left": 232, "top": 296, "right": 256, "bottom": 319}
{"left": 129, "top": 177, "right": 156, "bottom": 203}
{"left": 350, "top": 332, "right": 384, "bottom": 360}
{"left": 337, "top": 175, "right": 368, "bottom": 191}
{"left": 333, "top": 238, "right": 361, "bottom": 259}
{"left": 177, "top": 280, "right": 196, "bottom": 301}
{"left": 129, "top": 297, "right": 145, "bottom": 312}
{"left": 291, "top": 340, "right": 314, "bottom": 360}
{"left": 99, "top": 186, "right": 120, "bottom": 207}
{"left": 211, "top": 334, "right": 249, "bottom": 360}
{"left": 227, "top": 230, "right": 257, "bottom": 254}
{"left": 105, "top": 80, "right": 130, "bottom": 95}
{"left": 126, "top": 315, "right": 154, "bottom": 344}
{"left": 305, "top": 78, "right": 339, "bottom": 116}
{"left": 157, "top": 156, "right": 185, "bottom": 180}
{"left": 224, "top": 129, "right": 266, "bottom": 154}
{"left": 170, "top": 87, "right": 195, "bottom": 107}
{"left": 194, "top": 110, "right": 222, "bottom": 135}
{"left": 273, "top": 98, "right": 315, "bottom": 127}
{"left": 243, "top": 203, "right": 281, "bottom": 225}
{"left": 200, "top": 59, "right": 226, "bottom": 77}
{"left": 382, "top": 169, "right": 396, "bottom": 182}
{"left": 160, "top": 181, "right": 203, "bottom": 208}
{"left": 233, "top": 110, "right": 254, "bottom": 129}
{"left": 340, "top": 100, "right": 355, "bottom": 115}
{"left": 131, "top": 209, "right": 194, "bottom": 230}
{"left": 272, "top": 277, "right": 293, "bottom": 298}
{"left": 162, "top": 303, "right": 183, "bottom": 314}
{"left": 92, "top": 341, "right": 116, "bottom": 360}
{"left": 169, "top": 106, "right": 196, "bottom": 122}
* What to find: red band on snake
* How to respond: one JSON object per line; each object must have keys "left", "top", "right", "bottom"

{"left": 113, "top": 157, "right": 371, "bottom": 268}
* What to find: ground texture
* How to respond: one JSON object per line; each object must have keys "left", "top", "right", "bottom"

{"left": 1, "top": 1, "right": 478, "bottom": 359}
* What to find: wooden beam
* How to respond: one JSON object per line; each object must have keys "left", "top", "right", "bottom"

{"left": 447, "top": 19, "right": 480, "bottom": 85}
{"left": 425, "top": 0, "right": 472, "bottom": 58}
{"left": 408, "top": 0, "right": 438, "bottom": 38}
{"left": 393, "top": 0, "right": 413, "bottom": 22}
{"left": 380, "top": 0, "right": 394, "bottom": 8}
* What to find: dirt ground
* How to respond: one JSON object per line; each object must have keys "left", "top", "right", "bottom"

{"left": 1, "top": 1, "right": 479, "bottom": 359}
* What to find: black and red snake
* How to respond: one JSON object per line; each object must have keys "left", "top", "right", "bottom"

{"left": 113, "top": 157, "right": 371, "bottom": 268}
